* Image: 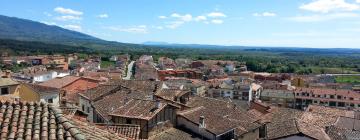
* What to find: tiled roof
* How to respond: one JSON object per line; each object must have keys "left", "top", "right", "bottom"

{"left": 24, "top": 83, "right": 59, "bottom": 95}
{"left": 326, "top": 125, "right": 360, "bottom": 140}
{"left": 106, "top": 80, "right": 160, "bottom": 94}
{"left": 265, "top": 107, "right": 331, "bottom": 140}
{"left": 295, "top": 87, "right": 360, "bottom": 98}
{"left": 179, "top": 96, "right": 261, "bottom": 136}
{"left": 155, "top": 89, "right": 190, "bottom": 102}
{"left": 79, "top": 85, "right": 121, "bottom": 101}
{"left": 95, "top": 123, "right": 141, "bottom": 139}
{"left": 261, "top": 89, "right": 294, "bottom": 98}
{"left": 0, "top": 78, "right": 19, "bottom": 87}
{"left": 301, "top": 105, "right": 355, "bottom": 129}
{"left": 68, "top": 118, "right": 126, "bottom": 140}
{"left": 149, "top": 128, "right": 201, "bottom": 140}
{"left": 334, "top": 116, "right": 360, "bottom": 131}
{"left": 91, "top": 89, "right": 150, "bottom": 121}
{"left": 110, "top": 99, "right": 167, "bottom": 120}
{"left": 0, "top": 101, "right": 85, "bottom": 140}
{"left": 39, "top": 76, "right": 81, "bottom": 89}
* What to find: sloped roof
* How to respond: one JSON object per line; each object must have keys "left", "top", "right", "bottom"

{"left": 0, "top": 78, "right": 18, "bottom": 87}
{"left": 265, "top": 107, "right": 331, "bottom": 140}
{"left": 24, "top": 83, "right": 59, "bottom": 95}
{"left": 39, "top": 76, "right": 81, "bottom": 89}
{"left": 0, "top": 101, "right": 85, "bottom": 139}
{"left": 149, "top": 128, "right": 201, "bottom": 140}
{"left": 110, "top": 99, "right": 167, "bottom": 120}
{"left": 155, "top": 89, "right": 190, "bottom": 102}
{"left": 179, "top": 96, "right": 261, "bottom": 136}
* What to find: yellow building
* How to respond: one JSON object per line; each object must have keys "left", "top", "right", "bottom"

{"left": 291, "top": 77, "right": 305, "bottom": 87}
{"left": 0, "top": 78, "right": 20, "bottom": 97}
{"left": 19, "top": 83, "right": 60, "bottom": 106}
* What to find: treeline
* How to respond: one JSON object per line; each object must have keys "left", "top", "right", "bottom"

{"left": 1, "top": 39, "right": 360, "bottom": 74}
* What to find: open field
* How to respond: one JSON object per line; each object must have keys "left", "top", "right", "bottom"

{"left": 335, "top": 76, "right": 360, "bottom": 84}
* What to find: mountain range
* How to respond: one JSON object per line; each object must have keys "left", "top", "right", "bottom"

{"left": 0, "top": 15, "right": 106, "bottom": 46}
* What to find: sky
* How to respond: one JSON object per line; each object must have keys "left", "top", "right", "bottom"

{"left": 1, "top": 0, "right": 360, "bottom": 48}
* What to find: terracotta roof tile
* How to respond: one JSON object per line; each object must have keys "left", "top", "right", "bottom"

{"left": 39, "top": 76, "right": 81, "bottom": 89}
{"left": 0, "top": 100, "right": 86, "bottom": 140}
{"left": 179, "top": 96, "right": 261, "bottom": 136}
{"left": 110, "top": 99, "right": 167, "bottom": 120}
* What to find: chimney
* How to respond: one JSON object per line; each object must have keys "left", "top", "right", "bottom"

{"left": 199, "top": 116, "right": 206, "bottom": 128}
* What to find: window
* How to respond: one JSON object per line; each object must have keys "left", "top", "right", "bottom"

{"left": 82, "top": 105, "right": 85, "bottom": 111}
{"left": 1, "top": 87, "right": 9, "bottom": 95}
{"left": 337, "top": 95, "right": 342, "bottom": 99}
{"left": 126, "top": 119, "right": 132, "bottom": 124}
{"left": 87, "top": 107, "right": 90, "bottom": 113}
{"left": 47, "top": 98, "right": 53, "bottom": 103}
{"left": 338, "top": 102, "right": 345, "bottom": 107}
{"left": 330, "top": 95, "right": 334, "bottom": 99}
{"left": 350, "top": 97, "right": 354, "bottom": 100}
{"left": 317, "top": 95, "right": 321, "bottom": 98}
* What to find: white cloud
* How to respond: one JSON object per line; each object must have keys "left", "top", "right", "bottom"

{"left": 211, "top": 19, "right": 224, "bottom": 24}
{"left": 194, "top": 16, "right": 207, "bottom": 22}
{"left": 171, "top": 13, "right": 193, "bottom": 22}
{"left": 55, "top": 15, "right": 82, "bottom": 21}
{"left": 97, "top": 14, "right": 109, "bottom": 18}
{"left": 300, "top": 0, "right": 360, "bottom": 13}
{"left": 106, "top": 25, "right": 148, "bottom": 34}
{"left": 289, "top": 12, "right": 358, "bottom": 22}
{"left": 158, "top": 16, "right": 167, "bottom": 19}
{"left": 166, "top": 21, "right": 185, "bottom": 29}
{"left": 253, "top": 12, "right": 277, "bottom": 17}
{"left": 54, "top": 7, "right": 83, "bottom": 15}
{"left": 207, "top": 12, "right": 227, "bottom": 18}
{"left": 63, "top": 24, "right": 82, "bottom": 31}
{"left": 357, "top": 0, "right": 360, "bottom": 3}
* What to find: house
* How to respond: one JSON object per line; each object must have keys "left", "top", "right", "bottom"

{"left": 225, "top": 64, "right": 235, "bottom": 73}
{"left": 291, "top": 76, "right": 306, "bottom": 87}
{"left": 155, "top": 89, "right": 192, "bottom": 105}
{"left": 175, "top": 58, "right": 192, "bottom": 69}
{"left": 135, "top": 63, "right": 158, "bottom": 80}
{"left": 260, "top": 89, "right": 295, "bottom": 108}
{"left": 19, "top": 83, "right": 60, "bottom": 106}
{"left": 294, "top": 88, "right": 360, "bottom": 109}
{"left": 177, "top": 96, "right": 262, "bottom": 140}
{"left": 158, "top": 57, "right": 176, "bottom": 70}
{"left": 11, "top": 65, "right": 59, "bottom": 83}
{"left": 109, "top": 99, "right": 178, "bottom": 139}
{"left": 249, "top": 83, "right": 262, "bottom": 102}
{"left": 38, "top": 76, "right": 99, "bottom": 107}
{"left": 78, "top": 84, "right": 177, "bottom": 139}
{"left": 207, "top": 80, "right": 251, "bottom": 100}
{"left": 0, "top": 78, "right": 20, "bottom": 98}
{"left": 158, "top": 70, "right": 203, "bottom": 80}
{"left": 263, "top": 107, "right": 331, "bottom": 140}
{"left": 190, "top": 61, "right": 205, "bottom": 69}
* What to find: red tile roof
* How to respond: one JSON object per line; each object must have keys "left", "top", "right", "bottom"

{"left": 0, "top": 101, "right": 86, "bottom": 139}
{"left": 110, "top": 99, "right": 167, "bottom": 120}
{"left": 39, "top": 76, "right": 81, "bottom": 89}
